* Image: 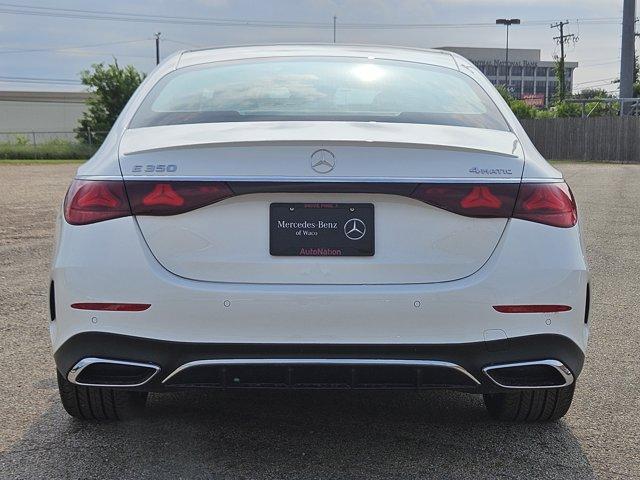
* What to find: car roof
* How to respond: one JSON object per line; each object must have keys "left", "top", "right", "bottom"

{"left": 177, "top": 44, "right": 460, "bottom": 70}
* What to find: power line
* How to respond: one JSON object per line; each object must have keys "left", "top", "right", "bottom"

{"left": 0, "top": 75, "right": 81, "bottom": 84}
{"left": 0, "top": 4, "right": 328, "bottom": 28}
{"left": 580, "top": 60, "right": 621, "bottom": 68}
{"left": 0, "top": 38, "right": 148, "bottom": 55}
{"left": 0, "top": 3, "right": 623, "bottom": 30}
{"left": 577, "top": 82, "right": 619, "bottom": 90}
{"left": 574, "top": 77, "right": 617, "bottom": 86}
{"left": 163, "top": 38, "right": 203, "bottom": 48}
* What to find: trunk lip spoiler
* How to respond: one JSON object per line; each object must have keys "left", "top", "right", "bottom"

{"left": 76, "top": 175, "right": 562, "bottom": 183}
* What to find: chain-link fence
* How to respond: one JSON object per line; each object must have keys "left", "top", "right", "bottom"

{"left": 0, "top": 130, "right": 108, "bottom": 160}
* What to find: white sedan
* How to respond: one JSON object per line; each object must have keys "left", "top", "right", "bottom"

{"left": 51, "top": 44, "right": 589, "bottom": 422}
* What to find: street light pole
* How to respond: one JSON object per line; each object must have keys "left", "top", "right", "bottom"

{"left": 496, "top": 19, "right": 520, "bottom": 89}
{"left": 154, "top": 32, "right": 161, "bottom": 65}
{"left": 333, "top": 15, "right": 337, "bottom": 43}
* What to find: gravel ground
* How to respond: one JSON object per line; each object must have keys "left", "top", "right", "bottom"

{"left": 0, "top": 162, "right": 638, "bottom": 479}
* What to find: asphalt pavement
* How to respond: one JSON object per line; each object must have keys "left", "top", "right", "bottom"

{"left": 0, "top": 162, "right": 638, "bottom": 479}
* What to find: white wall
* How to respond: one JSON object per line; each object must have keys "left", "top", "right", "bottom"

{"left": 0, "top": 100, "right": 87, "bottom": 134}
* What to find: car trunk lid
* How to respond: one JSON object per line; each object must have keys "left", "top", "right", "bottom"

{"left": 119, "top": 122, "right": 523, "bottom": 285}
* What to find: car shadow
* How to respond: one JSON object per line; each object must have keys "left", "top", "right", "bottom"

{"left": 2, "top": 388, "right": 595, "bottom": 479}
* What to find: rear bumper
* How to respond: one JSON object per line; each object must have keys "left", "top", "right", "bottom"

{"left": 50, "top": 216, "right": 590, "bottom": 349}
{"left": 55, "top": 332, "right": 584, "bottom": 394}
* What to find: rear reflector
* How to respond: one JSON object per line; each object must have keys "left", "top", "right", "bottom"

{"left": 71, "top": 303, "right": 151, "bottom": 311}
{"left": 493, "top": 305, "right": 572, "bottom": 313}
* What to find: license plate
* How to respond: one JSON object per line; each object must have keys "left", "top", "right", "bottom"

{"left": 270, "top": 203, "right": 374, "bottom": 257}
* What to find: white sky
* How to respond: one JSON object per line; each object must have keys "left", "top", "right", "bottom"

{"left": 0, "top": 0, "right": 633, "bottom": 95}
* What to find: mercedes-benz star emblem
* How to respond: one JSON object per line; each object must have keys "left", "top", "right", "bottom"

{"left": 310, "top": 149, "right": 335, "bottom": 174}
{"left": 344, "top": 218, "right": 366, "bottom": 241}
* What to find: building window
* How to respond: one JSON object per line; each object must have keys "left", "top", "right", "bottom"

{"left": 512, "top": 66, "right": 523, "bottom": 76}
{"left": 536, "top": 67, "right": 547, "bottom": 77}
{"left": 523, "top": 81, "right": 535, "bottom": 94}
{"left": 524, "top": 66, "right": 535, "bottom": 76}
{"left": 536, "top": 81, "right": 547, "bottom": 93}
{"left": 498, "top": 65, "right": 508, "bottom": 76}
{"left": 565, "top": 68, "right": 572, "bottom": 78}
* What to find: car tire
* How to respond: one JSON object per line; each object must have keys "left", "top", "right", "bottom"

{"left": 56, "top": 371, "right": 148, "bottom": 421}
{"left": 483, "top": 383, "right": 576, "bottom": 422}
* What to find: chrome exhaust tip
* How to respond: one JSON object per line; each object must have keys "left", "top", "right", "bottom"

{"left": 483, "top": 359, "right": 574, "bottom": 389}
{"left": 67, "top": 357, "right": 160, "bottom": 387}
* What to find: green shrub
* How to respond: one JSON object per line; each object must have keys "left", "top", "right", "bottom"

{"left": 534, "top": 109, "right": 555, "bottom": 119}
{"left": 554, "top": 101, "right": 583, "bottom": 118}
{"left": 509, "top": 100, "right": 538, "bottom": 119}
{"left": 0, "top": 138, "right": 97, "bottom": 160}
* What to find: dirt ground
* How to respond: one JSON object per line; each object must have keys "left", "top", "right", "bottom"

{"left": 0, "top": 162, "right": 639, "bottom": 479}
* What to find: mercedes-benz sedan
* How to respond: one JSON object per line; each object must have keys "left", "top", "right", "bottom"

{"left": 51, "top": 45, "right": 590, "bottom": 422}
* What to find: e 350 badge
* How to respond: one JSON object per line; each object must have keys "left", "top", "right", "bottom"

{"left": 131, "top": 164, "right": 178, "bottom": 173}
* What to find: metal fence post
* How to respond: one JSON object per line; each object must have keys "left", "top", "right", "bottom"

{"left": 32, "top": 131, "right": 37, "bottom": 160}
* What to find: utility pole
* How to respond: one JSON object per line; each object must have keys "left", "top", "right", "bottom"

{"left": 155, "top": 32, "right": 161, "bottom": 65}
{"left": 619, "top": 0, "right": 636, "bottom": 109}
{"left": 333, "top": 16, "right": 337, "bottom": 43}
{"left": 551, "top": 21, "right": 576, "bottom": 102}
{"left": 496, "top": 19, "right": 520, "bottom": 88}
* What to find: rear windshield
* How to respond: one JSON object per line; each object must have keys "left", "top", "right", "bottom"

{"left": 130, "top": 56, "right": 509, "bottom": 131}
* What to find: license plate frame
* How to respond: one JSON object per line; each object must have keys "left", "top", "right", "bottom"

{"left": 269, "top": 203, "right": 375, "bottom": 257}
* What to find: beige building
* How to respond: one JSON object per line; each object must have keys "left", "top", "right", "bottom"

{"left": 0, "top": 90, "right": 89, "bottom": 141}
{"left": 440, "top": 47, "right": 578, "bottom": 105}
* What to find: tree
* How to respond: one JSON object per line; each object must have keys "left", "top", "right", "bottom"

{"left": 76, "top": 61, "right": 145, "bottom": 144}
{"left": 573, "top": 88, "right": 613, "bottom": 99}
{"left": 495, "top": 84, "right": 514, "bottom": 104}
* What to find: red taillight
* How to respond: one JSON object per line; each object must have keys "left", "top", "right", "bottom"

{"left": 493, "top": 305, "right": 572, "bottom": 313}
{"left": 142, "top": 183, "right": 185, "bottom": 207}
{"left": 513, "top": 183, "right": 577, "bottom": 228}
{"left": 410, "top": 181, "right": 576, "bottom": 228}
{"left": 63, "top": 179, "right": 577, "bottom": 229}
{"left": 410, "top": 183, "right": 519, "bottom": 217}
{"left": 126, "top": 181, "right": 233, "bottom": 215}
{"left": 64, "top": 180, "right": 131, "bottom": 225}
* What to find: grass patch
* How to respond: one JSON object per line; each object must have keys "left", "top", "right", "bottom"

{"left": 0, "top": 137, "right": 96, "bottom": 160}
{"left": 0, "top": 159, "right": 86, "bottom": 165}
{"left": 550, "top": 159, "right": 629, "bottom": 165}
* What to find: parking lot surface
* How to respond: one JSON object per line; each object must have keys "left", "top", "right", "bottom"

{"left": 0, "top": 162, "right": 639, "bottom": 479}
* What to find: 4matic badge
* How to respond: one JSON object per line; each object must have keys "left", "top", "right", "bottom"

{"left": 469, "top": 167, "right": 513, "bottom": 175}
